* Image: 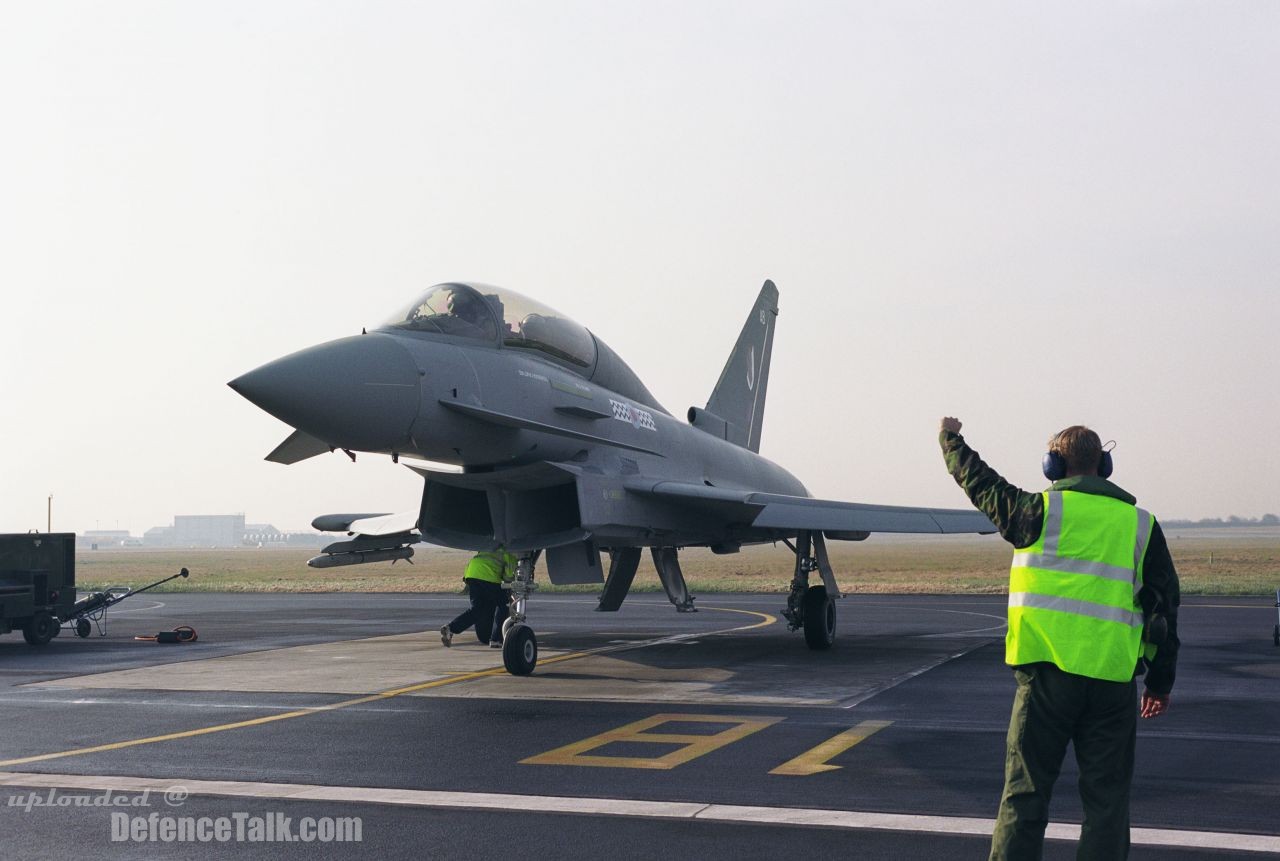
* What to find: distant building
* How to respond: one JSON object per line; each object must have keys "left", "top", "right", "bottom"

{"left": 78, "top": 529, "right": 133, "bottom": 550}
{"left": 172, "top": 514, "right": 246, "bottom": 548}
{"left": 143, "top": 525, "right": 174, "bottom": 547}
{"left": 143, "top": 515, "right": 325, "bottom": 548}
{"left": 244, "top": 523, "right": 283, "bottom": 545}
{"left": 244, "top": 523, "right": 327, "bottom": 547}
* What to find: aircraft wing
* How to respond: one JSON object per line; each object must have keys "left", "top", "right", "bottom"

{"left": 625, "top": 480, "right": 995, "bottom": 536}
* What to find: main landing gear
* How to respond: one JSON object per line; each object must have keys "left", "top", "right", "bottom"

{"left": 500, "top": 551, "right": 541, "bottom": 676}
{"left": 597, "top": 547, "right": 696, "bottom": 614}
{"left": 781, "top": 530, "right": 841, "bottom": 650}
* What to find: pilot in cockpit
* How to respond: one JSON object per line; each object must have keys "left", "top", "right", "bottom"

{"left": 446, "top": 289, "right": 488, "bottom": 329}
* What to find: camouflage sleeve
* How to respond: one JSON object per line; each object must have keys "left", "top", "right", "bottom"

{"left": 1139, "top": 522, "right": 1180, "bottom": 695}
{"left": 939, "top": 430, "right": 1044, "bottom": 548}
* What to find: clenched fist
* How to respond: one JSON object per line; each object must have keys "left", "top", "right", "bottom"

{"left": 940, "top": 417, "right": 962, "bottom": 435}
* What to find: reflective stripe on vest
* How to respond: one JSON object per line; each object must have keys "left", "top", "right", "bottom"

{"left": 1007, "top": 491, "right": 1154, "bottom": 682}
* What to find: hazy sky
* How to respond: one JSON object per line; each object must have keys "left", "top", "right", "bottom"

{"left": 3, "top": 1, "right": 1277, "bottom": 537}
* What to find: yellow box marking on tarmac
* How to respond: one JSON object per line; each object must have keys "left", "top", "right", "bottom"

{"left": 769, "top": 720, "right": 893, "bottom": 776}
{"left": 522, "top": 713, "right": 784, "bottom": 770}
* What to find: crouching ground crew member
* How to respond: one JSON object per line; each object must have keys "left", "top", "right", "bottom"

{"left": 939, "top": 418, "right": 1180, "bottom": 861}
{"left": 441, "top": 548, "right": 518, "bottom": 648}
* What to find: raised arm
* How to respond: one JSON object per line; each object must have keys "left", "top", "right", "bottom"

{"left": 939, "top": 418, "right": 1045, "bottom": 548}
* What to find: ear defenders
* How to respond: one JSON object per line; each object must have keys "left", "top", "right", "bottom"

{"left": 1042, "top": 442, "right": 1114, "bottom": 481}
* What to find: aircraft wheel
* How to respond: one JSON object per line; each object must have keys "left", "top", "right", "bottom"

{"left": 75, "top": 618, "right": 92, "bottom": 638}
{"left": 503, "top": 624, "right": 538, "bottom": 676}
{"left": 802, "top": 585, "right": 836, "bottom": 651}
{"left": 22, "top": 613, "right": 57, "bottom": 646}
{"left": 1273, "top": 624, "right": 1279, "bottom": 647}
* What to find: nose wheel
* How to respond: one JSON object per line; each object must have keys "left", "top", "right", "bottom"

{"left": 502, "top": 623, "right": 538, "bottom": 675}
{"left": 500, "top": 551, "right": 541, "bottom": 675}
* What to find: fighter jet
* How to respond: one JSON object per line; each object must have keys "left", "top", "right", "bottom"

{"left": 229, "top": 281, "right": 993, "bottom": 675}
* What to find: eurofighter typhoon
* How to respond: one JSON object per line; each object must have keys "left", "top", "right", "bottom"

{"left": 230, "top": 281, "right": 994, "bottom": 674}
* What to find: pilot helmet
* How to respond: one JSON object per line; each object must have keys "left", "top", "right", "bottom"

{"left": 448, "top": 289, "right": 483, "bottom": 320}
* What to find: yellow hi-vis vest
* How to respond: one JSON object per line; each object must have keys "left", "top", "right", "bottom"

{"left": 465, "top": 551, "right": 517, "bottom": 584}
{"left": 1007, "top": 490, "right": 1154, "bottom": 682}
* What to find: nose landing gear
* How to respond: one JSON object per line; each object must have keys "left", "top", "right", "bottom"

{"left": 500, "top": 552, "right": 541, "bottom": 675}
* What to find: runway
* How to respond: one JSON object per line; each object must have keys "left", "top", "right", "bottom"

{"left": 0, "top": 592, "right": 1276, "bottom": 859}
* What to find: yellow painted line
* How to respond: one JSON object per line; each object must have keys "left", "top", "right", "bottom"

{"left": 0, "top": 606, "right": 776, "bottom": 769}
{"left": 522, "top": 713, "right": 784, "bottom": 770}
{"left": 769, "top": 721, "right": 893, "bottom": 776}
{"left": 697, "top": 607, "right": 776, "bottom": 629}
{"left": 0, "top": 665, "right": 516, "bottom": 768}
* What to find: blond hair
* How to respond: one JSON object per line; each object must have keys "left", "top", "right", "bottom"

{"left": 1048, "top": 426, "right": 1103, "bottom": 476}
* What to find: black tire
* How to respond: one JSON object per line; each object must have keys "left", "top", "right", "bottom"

{"left": 22, "top": 613, "right": 57, "bottom": 646}
{"left": 802, "top": 585, "right": 836, "bottom": 650}
{"left": 75, "top": 618, "right": 92, "bottom": 638}
{"left": 502, "top": 624, "right": 538, "bottom": 676}
{"left": 1273, "top": 624, "right": 1279, "bottom": 647}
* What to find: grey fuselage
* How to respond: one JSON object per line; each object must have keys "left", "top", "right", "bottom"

{"left": 233, "top": 318, "right": 808, "bottom": 552}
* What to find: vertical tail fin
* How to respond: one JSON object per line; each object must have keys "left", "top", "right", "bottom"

{"left": 692, "top": 280, "right": 779, "bottom": 453}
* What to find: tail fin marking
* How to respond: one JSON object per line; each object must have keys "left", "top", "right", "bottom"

{"left": 702, "top": 280, "right": 779, "bottom": 453}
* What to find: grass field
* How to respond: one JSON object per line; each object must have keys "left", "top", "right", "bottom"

{"left": 74, "top": 530, "right": 1280, "bottom": 596}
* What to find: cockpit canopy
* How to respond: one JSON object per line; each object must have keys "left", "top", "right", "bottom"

{"left": 385, "top": 283, "right": 598, "bottom": 370}
{"left": 383, "top": 282, "right": 667, "bottom": 414}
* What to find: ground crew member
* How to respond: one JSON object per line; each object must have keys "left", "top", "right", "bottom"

{"left": 441, "top": 548, "right": 518, "bottom": 648}
{"left": 939, "top": 418, "right": 1179, "bottom": 860}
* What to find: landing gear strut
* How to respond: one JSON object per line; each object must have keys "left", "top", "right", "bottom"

{"left": 781, "top": 530, "right": 841, "bottom": 650}
{"left": 501, "top": 551, "right": 540, "bottom": 675}
{"left": 651, "top": 547, "right": 697, "bottom": 613}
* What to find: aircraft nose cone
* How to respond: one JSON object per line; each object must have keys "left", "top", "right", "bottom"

{"left": 229, "top": 334, "right": 421, "bottom": 451}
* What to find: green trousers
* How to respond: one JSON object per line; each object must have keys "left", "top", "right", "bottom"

{"left": 990, "top": 662, "right": 1137, "bottom": 861}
